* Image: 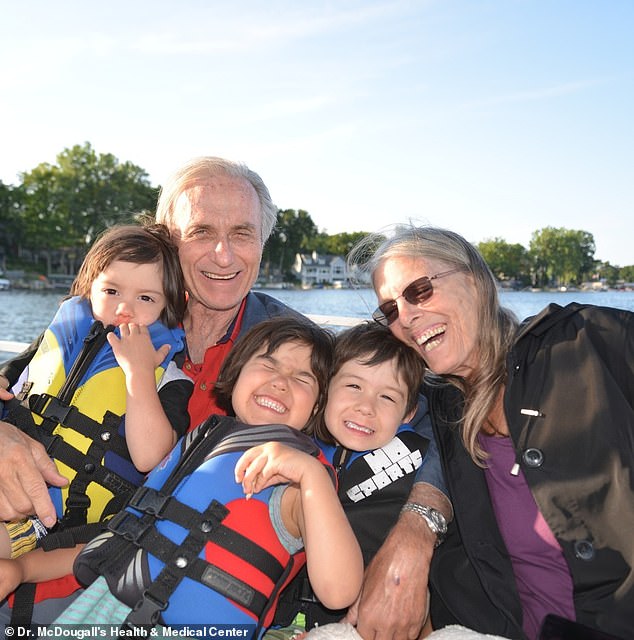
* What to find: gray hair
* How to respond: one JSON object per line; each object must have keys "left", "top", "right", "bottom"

{"left": 349, "top": 224, "right": 519, "bottom": 464}
{"left": 155, "top": 156, "right": 277, "bottom": 245}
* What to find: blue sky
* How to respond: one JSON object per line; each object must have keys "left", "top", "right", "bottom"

{"left": 1, "top": 0, "right": 632, "bottom": 266}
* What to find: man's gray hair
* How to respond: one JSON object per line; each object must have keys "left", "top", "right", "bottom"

{"left": 155, "top": 156, "right": 277, "bottom": 244}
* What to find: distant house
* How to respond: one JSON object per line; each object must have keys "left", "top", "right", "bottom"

{"left": 293, "top": 251, "right": 348, "bottom": 288}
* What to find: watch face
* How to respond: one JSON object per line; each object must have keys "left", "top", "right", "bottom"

{"left": 428, "top": 508, "right": 447, "bottom": 535}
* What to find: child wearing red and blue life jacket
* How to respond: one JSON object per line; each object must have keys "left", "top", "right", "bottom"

{"left": 43, "top": 317, "right": 362, "bottom": 639}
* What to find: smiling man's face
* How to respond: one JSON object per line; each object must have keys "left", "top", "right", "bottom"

{"left": 171, "top": 174, "right": 263, "bottom": 315}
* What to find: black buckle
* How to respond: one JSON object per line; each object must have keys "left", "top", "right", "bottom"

{"left": 30, "top": 393, "right": 72, "bottom": 424}
{"left": 122, "top": 591, "right": 166, "bottom": 629}
{"left": 128, "top": 486, "right": 170, "bottom": 516}
{"left": 64, "top": 493, "right": 91, "bottom": 510}
{"left": 107, "top": 511, "right": 152, "bottom": 543}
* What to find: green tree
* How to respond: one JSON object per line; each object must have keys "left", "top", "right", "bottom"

{"left": 18, "top": 143, "right": 158, "bottom": 274}
{"left": 477, "top": 237, "right": 530, "bottom": 284}
{"left": 262, "top": 209, "right": 319, "bottom": 278}
{"left": 529, "top": 227, "right": 596, "bottom": 287}
{"left": 620, "top": 265, "right": 634, "bottom": 283}
{"left": 309, "top": 231, "right": 368, "bottom": 258}
{"left": 0, "top": 181, "right": 24, "bottom": 271}
{"left": 595, "top": 262, "right": 620, "bottom": 287}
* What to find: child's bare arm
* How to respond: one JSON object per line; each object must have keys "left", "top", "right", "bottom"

{"left": 0, "top": 545, "right": 84, "bottom": 600}
{"left": 235, "top": 442, "right": 363, "bottom": 610}
{"left": 108, "top": 324, "right": 176, "bottom": 472}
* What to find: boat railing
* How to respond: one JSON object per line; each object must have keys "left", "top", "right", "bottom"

{"left": 0, "top": 314, "right": 364, "bottom": 361}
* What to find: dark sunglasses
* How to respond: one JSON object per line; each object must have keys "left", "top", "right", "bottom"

{"left": 372, "top": 269, "right": 462, "bottom": 326}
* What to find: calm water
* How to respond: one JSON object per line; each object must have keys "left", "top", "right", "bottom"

{"left": 1, "top": 287, "right": 633, "bottom": 350}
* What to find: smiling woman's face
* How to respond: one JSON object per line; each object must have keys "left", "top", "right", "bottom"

{"left": 373, "top": 255, "right": 481, "bottom": 378}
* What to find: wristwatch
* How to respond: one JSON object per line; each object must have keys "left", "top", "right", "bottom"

{"left": 401, "top": 502, "right": 447, "bottom": 548}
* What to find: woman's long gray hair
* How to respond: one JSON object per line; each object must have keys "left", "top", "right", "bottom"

{"left": 348, "top": 225, "right": 519, "bottom": 464}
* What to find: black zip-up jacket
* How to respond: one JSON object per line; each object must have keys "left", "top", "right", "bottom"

{"left": 428, "top": 303, "right": 634, "bottom": 639}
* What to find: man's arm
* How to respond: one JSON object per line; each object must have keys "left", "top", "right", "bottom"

{"left": 347, "top": 481, "right": 452, "bottom": 640}
{"left": 409, "top": 393, "right": 447, "bottom": 494}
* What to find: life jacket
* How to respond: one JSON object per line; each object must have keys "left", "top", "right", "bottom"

{"left": 3, "top": 295, "right": 185, "bottom": 528}
{"left": 74, "top": 415, "right": 334, "bottom": 639}
{"left": 273, "top": 424, "right": 429, "bottom": 628}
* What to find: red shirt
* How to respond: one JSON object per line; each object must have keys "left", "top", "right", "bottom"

{"left": 182, "top": 299, "right": 247, "bottom": 430}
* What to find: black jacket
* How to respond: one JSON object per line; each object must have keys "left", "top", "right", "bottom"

{"left": 428, "top": 303, "right": 634, "bottom": 639}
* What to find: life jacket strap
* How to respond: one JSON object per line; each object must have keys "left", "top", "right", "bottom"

{"left": 40, "top": 522, "right": 107, "bottom": 551}
{"left": 125, "top": 486, "right": 285, "bottom": 579}
{"left": 109, "top": 496, "right": 275, "bottom": 629}
{"left": 30, "top": 393, "right": 129, "bottom": 458}
{"left": 118, "top": 497, "right": 262, "bottom": 629}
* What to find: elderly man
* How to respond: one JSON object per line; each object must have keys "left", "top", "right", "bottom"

{"left": 0, "top": 158, "right": 450, "bottom": 636}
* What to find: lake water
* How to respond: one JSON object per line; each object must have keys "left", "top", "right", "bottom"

{"left": 1, "top": 287, "right": 633, "bottom": 351}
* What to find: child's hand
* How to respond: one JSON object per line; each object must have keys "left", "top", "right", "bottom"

{"left": 234, "top": 442, "right": 315, "bottom": 498}
{"left": 0, "top": 557, "right": 25, "bottom": 600}
{"left": 108, "top": 324, "right": 170, "bottom": 377}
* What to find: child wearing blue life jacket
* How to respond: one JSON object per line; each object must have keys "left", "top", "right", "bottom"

{"left": 35, "top": 318, "right": 362, "bottom": 639}
{"left": 272, "top": 321, "right": 429, "bottom": 631}
{"left": 0, "top": 222, "right": 192, "bottom": 586}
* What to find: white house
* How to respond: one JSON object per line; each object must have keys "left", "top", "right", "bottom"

{"left": 293, "top": 251, "right": 348, "bottom": 288}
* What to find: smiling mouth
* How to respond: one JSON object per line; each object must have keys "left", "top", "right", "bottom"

{"left": 202, "top": 271, "right": 238, "bottom": 280}
{"left": 344, "top": 421, "right": 374, "bottom": 435}
{"left": 255, "top": 396, "right": 287, "bottom": 414}
{"left": 416, "top": 325, "right": 446, "bottom": 352}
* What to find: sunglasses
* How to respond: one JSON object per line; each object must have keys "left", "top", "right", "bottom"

{"left": 372, "top": 269, "right": 462, "bottom": 326}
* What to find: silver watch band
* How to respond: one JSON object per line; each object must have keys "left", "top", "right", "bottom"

{"left": 400, "top": 502, "right": 447, "bottom": 547}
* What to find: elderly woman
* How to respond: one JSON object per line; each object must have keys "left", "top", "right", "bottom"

{"left": 348, "top": 226, "right": 633, "bottom": 640}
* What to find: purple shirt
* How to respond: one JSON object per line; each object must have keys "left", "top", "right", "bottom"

{"left": 480, "top": 434, "right": 575, "bottom": 640}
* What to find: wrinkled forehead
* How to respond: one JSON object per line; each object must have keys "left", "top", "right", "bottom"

{"left": 171, "top": 178, "right": 262, "bottom": 232}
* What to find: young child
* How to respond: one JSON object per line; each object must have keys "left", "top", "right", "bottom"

{"left": 49, "top": 317, "right": 363, "bottom": 638}
{"left": 273, "top": 321, "right": 428, "bottom": 630}
{"left": 0, "top": 222, "right": 192, "bottom": 586}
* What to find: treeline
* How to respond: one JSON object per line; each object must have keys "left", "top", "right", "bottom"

{"left": 0, "top": 143, "right": 632, "bottom": 288}
{"left": 477, "top": 231, "right": 633, "bottom": 288}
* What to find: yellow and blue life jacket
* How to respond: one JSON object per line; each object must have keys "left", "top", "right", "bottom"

{"left": 4, "top": 296, "right": 185, "bottom": 527}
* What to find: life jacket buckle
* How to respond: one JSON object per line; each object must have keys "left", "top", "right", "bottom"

{"left": 107, "top": 511, "right": 152, "bottom": 543}
{"left": 65, "top": 493, "right": 91, "bottom": 511}
{"left": 123, "top": 590, "right": 167, "bottom": 629}
{"left": 29, "top": 393, "right": 71, "bottom": 424}
{"left": 128, "top": 486, "right": 169, "bottom": 516}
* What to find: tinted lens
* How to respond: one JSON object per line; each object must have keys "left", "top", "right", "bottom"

{"left": 372, "top": 276, "right": 434, "bottom": 326}
{"left": 372, "top": 302, "right": 397, "bottom": 326}
{"left": 402, "top": 276, "right": 433, "bottom": 304}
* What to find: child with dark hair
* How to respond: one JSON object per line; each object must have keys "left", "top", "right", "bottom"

{"left": 0, "top": 222, "right": 192, "bottom": 594}
{"left": 274, "top": 322, "right": 429, "bottom": 631}
{"left": 50, "top": 317, "right": 362, "bottom": 639}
